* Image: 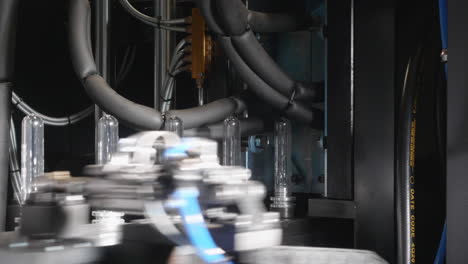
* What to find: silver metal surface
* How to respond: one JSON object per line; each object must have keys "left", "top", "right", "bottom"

{"left": 6, "top": 132, "right": 286, "bottom": 261}
{"left": 0, "top": 236, "right": 102, "bottom": 264}
{"left": 94, "top": 0, "right": 111, "bottom": 163}
{"left": 441, "top": 48, "right": 448, "bottom": 62}
{"left": 198, "top": 86, "right": 204, "bottom": 106}
{"left": 154, "top": 0, "right": 175, "bottom": 110}
{"left": 240, "top": 246, "right": 389, "bottom": 264}
{"left": 270, "top": 196, "right": 296, "bottom": 219}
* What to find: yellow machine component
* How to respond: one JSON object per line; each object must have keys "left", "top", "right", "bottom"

{"left": 190, "top": 8, "right": 212, "bottom": 88}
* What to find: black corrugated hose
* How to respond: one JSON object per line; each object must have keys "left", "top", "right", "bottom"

{"left": 195, "top": 0, "right": 324, "bottom": 127}
{"left": 69, "top": 0, "right": 245, "bottom": 130}
{"left": 397, "top": 48, "right": 423, "bottom": 264}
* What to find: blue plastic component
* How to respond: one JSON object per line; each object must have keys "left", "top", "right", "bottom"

{"left": 163, "top": 138, "right": 201, "bottom": 158}
{"left": 438, "top": 0, "right": 447, "bottom": 50}
{"left": 168, "top": 188, "right": 232, "bottom": 264}
{"left": 434, "top": 222, "right": 446, "bottom": 264}
{"left": 439, "top": 0, "right": 448, "bottom": 75}
{"left": 163, "top": 144, "right": 190, "bottom": 158}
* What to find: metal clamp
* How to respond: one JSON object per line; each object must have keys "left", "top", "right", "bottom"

{"left": 441, "top": 49, "right": 448, "bottom": 63}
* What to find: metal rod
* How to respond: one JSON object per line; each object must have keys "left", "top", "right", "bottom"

{"left": 0, "top": 83, "right": 11, "bottom": 230}
{"left": 94, "top": 0, "right": 111, "bottom": 163}
{"left": 154, "top": 0, "right": 174, "bottom": 110}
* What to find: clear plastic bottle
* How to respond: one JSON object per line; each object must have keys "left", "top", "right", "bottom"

{"left": 165, "top": 116, "right": 184, "bottom": 137}
{"left": 21, "top": 114, "right": 44, "bottom": 202}
{"left": 274, "top": 118, "right": 292, "bottom": 197}
{"left": 223, "top": 116, "right": 241, "bottom": 166}
{"left": 97, "top": 114, "right": 119, "bottom": 164}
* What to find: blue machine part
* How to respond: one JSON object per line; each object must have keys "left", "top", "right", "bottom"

{"left": 163, "top": 143, "right": 191, "bottom": 159}
{"left": 167, "top": 188, "right": 233, "bottom": 264}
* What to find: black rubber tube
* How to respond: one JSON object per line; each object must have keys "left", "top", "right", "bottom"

{"left": 0, "top": 0, "right": 20, "bottom": 82}
{"left": 0, "top": 0, "right": 19, "bottom": 230}
{"left": 70, "top": 0, "right": 242, "bottom": 131}
{"left": 195, "top": 0, "right": 224, "bottom": 35}
{"left": 84, "top": 75, "right": 163, "bottom": 130}
{"left": 232, "top": 31, "right": 321, "bottom": 102}
{"left": 213, "top": 0, "right": 248, "bottom": 36}
{"left": 166, "top": 97, "right": 244, "bottom": 129}
{"left": 396, "top": 51, "right": 421, "bottom": 264}
{"left": 184, "top": 117, "right": 264, "bottom": 139}
{"left": 69, "top": 0, "right": 97, "bottom": 79}
{"left": 195, "top": 0, "right": 323, "bottom": 124}
{"left": 219, "top": 37, "right": 321, "bottom": 126}
{"left": 233, "top": 31, "right": 294, "bottom": 95}
{"left": 215, "top": 0, "right": 322, "bottom": 103}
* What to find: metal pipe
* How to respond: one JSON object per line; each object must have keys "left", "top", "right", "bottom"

{"left": 12, "top": 92, "right": 93, "bottom": 126}
{"left": 154, "top": 0, "right": 174, "bottom": 110}
{"left": 0, "top": 0, "right": 20, "bottom": 230}
{"left": 94, "top": 0, "right": 111, "bottom": 163}
{"left": 119, "top": 0, "right": 189, "bottom": 27}
{"left": 0, "top": 83, "right": 11, "bottom": 230}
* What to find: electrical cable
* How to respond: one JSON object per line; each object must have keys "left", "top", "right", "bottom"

{"left": 161, "top": 51, "right": 192, "bottom": 112}
{"left": 12, "top": 92, "right": 93, "bottom": 126}
{"left": 433, "top": 0, "right": 447, "bottom": 262}
{"left": 397, "top": 48, "right": 423, "bottom": 264}
{"left": 159, "top": 38, "right": 191, "bottom": 113}
{"left": 116, "top": 45, "right": 137, "bottom": 85}
{"left": 119, "top": 0, "right": 190, "bottom": 32}
{"left": 161, "top": 65, "right": 190, "bottom": 113}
